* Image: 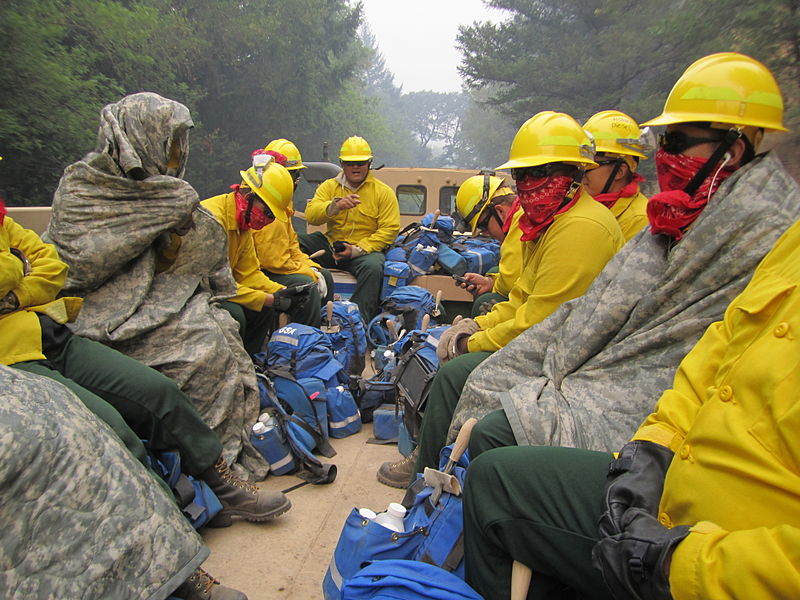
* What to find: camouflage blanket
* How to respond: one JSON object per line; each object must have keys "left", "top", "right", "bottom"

{"left": 46, "top": 93, "right": 267, "bottom": 479}
{"left": 0, "top": 366, "right": 207, "bottom": 600}
{"left": 449, "top": 153, "right": 800, "bottom": 451}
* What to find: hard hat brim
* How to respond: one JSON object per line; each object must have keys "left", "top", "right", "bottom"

{"left": 239, "top": 170, "right": 289, "bottom": 223}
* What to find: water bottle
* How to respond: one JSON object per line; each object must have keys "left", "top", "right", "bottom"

{"left": 258, "top": 412, "right": 273, "bottom": 424}
{"left": 358, "top": 507, "right": 377, "bottom": 521}
{"left": 373, "top": 502, "right": 406, "bottom": 533}
{"left": 250, "top": 421, "right": 295, "bottom": 476}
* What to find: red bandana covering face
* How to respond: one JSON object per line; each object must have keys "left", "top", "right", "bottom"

{"left": 502, "top": 197, "right": 521, "bottom": 234}
{"left": 516, "top": 175, "right": 579, "bottom": 242}
{"left": 231, "top": 184, "right": 273, "bottom": 231}
{"left": 593, "top": 173, "right": 645, "bottom": 209}
{"left": 0, "top": 199, "right": 6, "bottom": 225}
{"left": 647, "top": 149, "right": 736, "bottom": 240}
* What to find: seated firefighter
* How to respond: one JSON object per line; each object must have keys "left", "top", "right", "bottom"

{"left": 582, "top": 109, "right": 652, "bottom": 241}
{"left": 46, "top": 92, "right": 269, "bottom": 480}
{"left": 299, "top": 135, "right": 400, "bottom": 321}
{"left": 377, "top": 111, "right": 626, "bottom": 487}
{"left": 447, "top": 52, "right": 799, "bottom": 469}
{"left": 451, "top": 173, "right": 521, "bottom": 317}
{"left": 202, "top": 151, "right": 314, "bottom": 355}
{"left": 0, "top": 365, "right": 249, "bottom": 600}
{"left": 2, "top": 202, "right": 290, "bottom": 528}
{"left": 251, "top": 138, "right": 335, "bottom": 329}
{"left": 463, "top": 212, "right": 800, "bottom": 599}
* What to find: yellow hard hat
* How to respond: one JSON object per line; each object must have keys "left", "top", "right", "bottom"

{"left": 456, "top": 174, "right": 510, "bottom": 234}
{"left": 584, "top": 110, "right": 652, "bottom": 158}
{"left": 497, "top": 111, "right": 597, "bottom": 170}
{"left": 642, "top": 52, "right": 786, "bottom": 132}
{"left": 264, "top": 138, "right": 305, "bottom": 170}
{"left": 239, "top": 154, "right": 293, "bottom": 223}
{"left": 339, "top": 136, "right": 373, "bottom": 161}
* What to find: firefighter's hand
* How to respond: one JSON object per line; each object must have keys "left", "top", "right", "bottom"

{"left": 9, "top": 247, "right": 31, "bottom": 276}
{"left": 334, "top": 194, "right": 360, "bottom": 210}
{"left": 436, "top": 317, "right": 480, "bottom": 364}
{"left": 272, "top": 282, "right": 314, "bottom": 313}
{"left": 460, "top": 273, "right": 492, "bottom": 296}
{"left": 332, "top": 241, "right": 353, "bottom": 261}
{"left": 592, "top": 508, "right": 689, "bottom": 600}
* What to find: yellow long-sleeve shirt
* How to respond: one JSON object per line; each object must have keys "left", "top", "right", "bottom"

{"left": 492, "top": 205, "right": 524, "bottom": 297}
{"left": 0, "top": 217, "right": 81, "bottom": 365}
{"left": 469, "top": 194, "right": 624, "bottom": 352}
{"left": 201, "top": 193, "right": 283, "bottom": 311}
{"left": 609, "top": 188, "right": 649, "bottom": 242}
{"left": 632, "top": 218, "right": 800, "bottom": 600}
{"left": 305, "top": 171, "right": 400, "bottom": 253}
{"left": 252, "top": 207, "right": 319, "bottom": 279}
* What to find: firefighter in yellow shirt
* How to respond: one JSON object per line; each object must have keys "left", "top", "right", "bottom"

{"left": 583, "top": 110, "right": 652, "bottom": 241}
{"left": 452, "top": 173, "right": 520, "bottom": 317}
{"left": 202, "top": 153, "right": 313, "bottom": 355}
{"left": 299, "top": 136, "right": 400, "bottom": 321}
{"left": 378, "top": 112, "right": 625, "bottom": 487}
{"left": 252, "top": 139, "right": 334, "bottom": 328}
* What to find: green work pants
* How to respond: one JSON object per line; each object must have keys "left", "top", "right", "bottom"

{"left": 463, "top": 446, "right": 614, "bottom": 600}
{"left": 263, "top": 270, "right": 335, "bottom": 328}
{"left": 471, "top": 291, "right": 507, "bottom": 318}
{"left": 220, "top": 300, "right": 274, "bottom": 356}
{"left": 299, "top": 231, "right": 385, "bottom": 321}
{"left": 13, "top": 335, "right": 221, "bottom": 475}
{"left": 413, "top": 351, "right": 492, "bottom": 476}
{"left": 468, "top": 408, "right": 517, "bottom": 459}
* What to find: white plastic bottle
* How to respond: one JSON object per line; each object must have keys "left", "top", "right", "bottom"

{"left": 373, "top": 502, "right": 406, "bottom": 533}
{"left": 358, "top": 508, "right": 377, "bottom": 520}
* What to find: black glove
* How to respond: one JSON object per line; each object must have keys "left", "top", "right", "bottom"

{"left": 272, "top": 282, "right": 313, "bottom": 312}
{"left": 592, "top": 508, "right": 690, "bottom": 600}
{"left": 598, "top": 440, "right": 674, "bottom": 538}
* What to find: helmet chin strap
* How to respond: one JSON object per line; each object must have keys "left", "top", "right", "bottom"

{"left": 682, "top": 129, "right": 741, "bottom": 197}
{"left": 600, "top": 159, "right": 624, "bottom": 195}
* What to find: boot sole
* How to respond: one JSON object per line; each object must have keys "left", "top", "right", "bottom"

{"left": 376, "top": 470, "right": 410, "bottom": 489}
{"left": 219, "top": 496, "right": 293, "bottom": 522}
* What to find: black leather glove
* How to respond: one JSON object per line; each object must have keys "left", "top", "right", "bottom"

{"left": 598, "top": 440, "right": 674, "bottom": 538}
{"left": 592, "top": 508, "right": 690, "bottom": 600}
{"left": 272, "top": 282, "right": 313, "bottom": 312}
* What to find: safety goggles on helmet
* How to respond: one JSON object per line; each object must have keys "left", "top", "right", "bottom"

{"left": 341, "top": 160, "right": 370, "bottom": 167}
{"left": 657, "top": 130, "right": 725, "bottom": 155}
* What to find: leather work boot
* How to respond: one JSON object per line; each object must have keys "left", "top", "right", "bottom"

{"left": 200, "top": 456, "right": 291, "bottom": 525}
{"left": 376, "top": 448, "right": 418, "bottom": 489}
{"left": 173, "top": 567, "right": 247, "bottom": 600}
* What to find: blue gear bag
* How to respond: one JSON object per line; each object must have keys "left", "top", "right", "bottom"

{"left": 150, "top": 451, "right": 223, "bottom": 529}
{"left": 265, "top": 323, "right": 362, "bottom": 439}
{"left": 321, "top": 300, "right": 367, "bottom": 376}
{"left": 340, "top": 560, "right": 483, "bottom": 600}
{"left": 367, "top": 286, "right": 439, "bottom": 348}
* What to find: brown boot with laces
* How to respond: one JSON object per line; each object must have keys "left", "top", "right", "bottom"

{"left": 376, "top": 448, "right": 418, "bottom": 489}
{"left": 173, "top": 567, "right": 247, "bottom": 600}
{"left": 200, "top": 456, "right": 291, "bottom": 526}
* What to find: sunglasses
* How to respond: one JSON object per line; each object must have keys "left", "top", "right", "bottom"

{"left": 658, "top": 130, "right": 724, "bottom": 155}
{"left": 245, "top": 192, "right": 274, "bottom": 219}
{"left": 342, "top": 160, "right": 369, "bottom": 167}
{"left": 511, "top": 164, "right": 560, "bottom": 180}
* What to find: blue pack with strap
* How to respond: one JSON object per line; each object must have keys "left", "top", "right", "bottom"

{"left": 321, "top": 300, "right": 367, "bottom": 376}
{"left": 150, "top": 451, "right": 223, "bottom": 529}
{"left": 265, "top": 324, "right": 362, "bottom": 439}
{"left": 455, "top": 236, "right": 501, "bottom": 274}
{"left": 407, "top": 243, "right": 439, "bottom": 277}
{"left": 340, "top": 560, "right": 483, "bottom": 600}
{"left": 367, "top": 286, "right": 439, "bottom": 348}
{"left": 435, "top": 242, "right": 467, "bottom": 276}
{"left": 255, "top": 373, "right": 338, "bottom": 484}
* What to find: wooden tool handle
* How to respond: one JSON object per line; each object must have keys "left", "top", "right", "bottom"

{"left": 430, "top": 209, "right": 441, "bottom": 226}
{"left": 308, "top": 249, "right": 325, "bottom": 259}
{"left": 420, "top": 313, "right": 430, "bottom": 332}
{"left": 326, "top": 300, "right": 333, "bottom": 323}
{"left": 450, "top": 417, "right": 478, "bottom": 463}
{"left": 387, "top": 319, "right": 398, "bottom": 340}
{"left": 511, "top": 561, "right": 533, "bottom": 600}
{"left": 435, "top": 289, "right": 442, "bottom": 307}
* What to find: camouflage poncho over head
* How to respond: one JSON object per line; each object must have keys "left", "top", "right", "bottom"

{"left": 47, "top": 93, "right": 267, "bottom": 479}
